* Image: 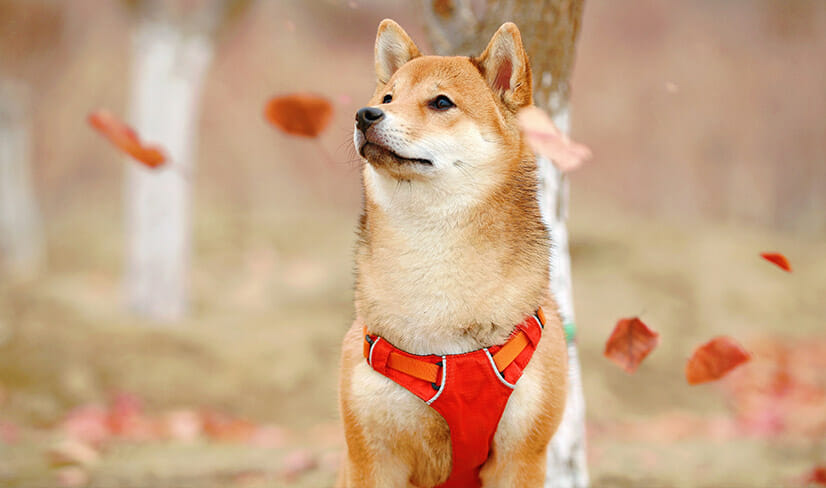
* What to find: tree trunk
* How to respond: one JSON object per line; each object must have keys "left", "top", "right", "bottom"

{"left": 0, "top": 80, "right": 43, "bottom": 279}
{"left": 124, "top": 5, "right": 215, "bottom": 321}
{"left": 422, "top": 1, "right": 588, "bottom": 486}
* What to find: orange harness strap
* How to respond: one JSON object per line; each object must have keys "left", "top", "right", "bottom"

{"left": 362, "top": 307, "right": 545, "bottom": 384}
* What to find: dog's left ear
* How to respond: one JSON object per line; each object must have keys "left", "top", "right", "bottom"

{"left": 374, "top": 19, "right": 421, "bottom": 86}
{"left": 475, "top": 22, "right": 532, "bottom": 111}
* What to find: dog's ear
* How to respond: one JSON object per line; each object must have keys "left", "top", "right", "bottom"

{"left": 374, "top": 19, "right": 421, "bottom": 85}
{"left": 475, "top": 22, "right": 532, "bottom": 111}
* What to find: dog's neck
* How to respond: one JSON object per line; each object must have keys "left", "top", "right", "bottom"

{"left": 354, "top": 163, "right": 551, "bottom": 356}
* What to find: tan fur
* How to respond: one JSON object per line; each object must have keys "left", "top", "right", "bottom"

{"left": 339, "top": 19, "right": 567, "bottom": 488}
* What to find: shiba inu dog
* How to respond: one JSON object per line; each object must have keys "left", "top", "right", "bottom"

{"left": 338, "top": 19, "right": 568, "bottom": 488}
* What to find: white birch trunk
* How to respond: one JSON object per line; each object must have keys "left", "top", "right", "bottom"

{"left": 538, "top": 111, "right": 589, "bottom": 488}
{"left": 422, "top": 2, "right": 589, "bottom": 486}
{"left": 124, "top": 19, "right": 213, "bottom": 321}
{"left": 0, "top": 81, "right": 43, "bottom": 278}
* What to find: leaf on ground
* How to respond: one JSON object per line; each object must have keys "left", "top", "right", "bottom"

{"left": 55, "top": 467, "right": 90, "bottom": 488}
{"left": 249, "top": 424, "right": 287, "bottom": 448}
{"left": 517, "top": 106, "right": 592, "bottom": 172}
{"left": 161, "top": 409, "right": 203, "bottom": 442}
{"left": 47, "top": 439, "right": 100, "bottom": 467}
{"left": 760, "top": 252, "right": 791, "bottom": 272}
{"left": 265, "top": 93, "right": 333, "bottom": 138}
{"left": 62, "top": 405, "right": 110, "bottom": 446}
{"left": 280, "top": 449, "right": 318, "bottom": 481}
{"left": 106, "top": 392, "right": 156, "bottom": 440}
{"left": 87, "top": 109, "right": 166, "bottom": 167}
{"left": 720, "top": 337, "right": 826, "bottom": 437}
{"left": 686, "top": 336, "right": 751, "bottom": 385}
{"left": 0, "top": 420, "right": 20, "bottom": 444}
{"left": 603, "top": 317, "right": 660, "bottom": 373}
{"left": 201, "top": 410, "right": 256, "bottom": 442}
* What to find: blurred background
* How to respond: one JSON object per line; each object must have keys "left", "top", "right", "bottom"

{"left": 0, "top": 0, "right": 824, "bottom": 487}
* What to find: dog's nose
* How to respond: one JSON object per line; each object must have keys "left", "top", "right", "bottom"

{"left": 356, "top": 107, "right": 384, "bottom": 133}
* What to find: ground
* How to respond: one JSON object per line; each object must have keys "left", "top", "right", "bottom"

{"left": 1, "top": 200, "right": 824, "bottom": 487}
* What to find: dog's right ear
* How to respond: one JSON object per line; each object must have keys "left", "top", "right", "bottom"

{"left": 374, "top": 19, "right": 421, "bottom": 85}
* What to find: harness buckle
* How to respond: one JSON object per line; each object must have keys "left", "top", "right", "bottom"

{"left": 431, "top": 360, "right": 443, "bottom": 390}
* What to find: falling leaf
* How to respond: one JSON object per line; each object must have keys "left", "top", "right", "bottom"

{"left": 686, "top": 336, "right": 751, "bottom": 385}
{"left": 88, "top": 110, "right": 166, "bottom": 167}
{"left": 265, "top": 94, "right": 333, "bottom": 138}
{"left": 805, "top": 466, "right": 826, "bottom": 485}
{"left": 517, "top": 106, "right": 592, "bottom": 172}
{"left": 280, "top": 449, "right": 318, "bottom": 482}
{"left": 760, "top": 252, "right": 791, "bottom": 272}
{"left": 604, "top": 317, "right": 660, "bottom": 373}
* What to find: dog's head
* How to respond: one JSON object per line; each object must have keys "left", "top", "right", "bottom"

{"left": 354, "top": 19, "right": 533, "bottom": 211}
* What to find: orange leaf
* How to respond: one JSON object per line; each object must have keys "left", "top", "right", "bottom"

{"left": 87, "top": 110, "right": 166, "bottom": 168}
{"left": 604, "top": 317, "right": 660, "bottom": 373}
{"left": 686, "top": 336, "right": 751, "bottom": 385}
{"left": 201, "top": 410, "right": 256, "bottom": 442}
{"left": 517, "top": 106, "right": 592, "bottom": 172}
{"left": 760, "top": 252, "right": 791, "bottom": 272}
{"left": 265, "top": 93, "right": 333, "bottom": 138}
{"left": 805, "top": 466, "right": 826, "bottom": 485}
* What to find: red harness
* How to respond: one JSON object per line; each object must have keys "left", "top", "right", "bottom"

{"left": 363, "top": 309, "right": 545, "bottom": 488}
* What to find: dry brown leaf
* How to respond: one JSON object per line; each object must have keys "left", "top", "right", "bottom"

{"left": 517, "top": 106, "right": 592, "bottom": 172}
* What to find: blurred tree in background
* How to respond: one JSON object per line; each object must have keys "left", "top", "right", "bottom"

{"left": 423, "top": 1, "right": 588, "bottom": 486}
{"left": 120, "top": 0, "right": 250, "bottom": 322}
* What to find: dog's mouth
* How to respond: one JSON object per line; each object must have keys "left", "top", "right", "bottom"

{"left": 359, "top": 142, "right": 433, "bottom": 167}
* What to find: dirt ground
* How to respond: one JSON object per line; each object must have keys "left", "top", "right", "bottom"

{"left": 1, "top": 200, "right": 824, "bottom": 487}
{"left": 1, "top": 1, "right": 825, "bottom": 487}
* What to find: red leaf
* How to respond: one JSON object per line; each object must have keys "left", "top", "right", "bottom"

{"left": 686, "top": 336, "right": 751, "bottom": 385}
{"left": 62, "top": 405, "right": 110, "bottom": 446}
{"left": 760, "top": 252, "right": 791, "bottom": 272}
{"left": 201, "top": 410, "right": 256, "bottom": 442}
{"left": 265, "top": 93, "right": 333, "bottom": 138}
{"left": 604, "top": 317, "right": 660, "bottom": 373}
{"left": 517, "top": 106, "right": 592, "bottom": 173}
{"left": 805, "top": 466, "right": 826, "bottom": 485}
{"left": 87, "top": 109, "right": 166, "bottom": 167}
{"left": 106, "top": 393, "right": 156, "bottom": 440}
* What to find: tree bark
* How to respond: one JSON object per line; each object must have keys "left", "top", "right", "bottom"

{"left": 0, "top": 80, "right": 43, "bottom": 279}
{"left": 422, "top": 1, "right": 588, "bottom": 486}
{"left": 124, "top": 1, "right": 217, "bottom": 321}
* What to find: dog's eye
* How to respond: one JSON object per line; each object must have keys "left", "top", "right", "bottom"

{"left": 429, "top": 95, "right": 455, "bottom": 111}
{"left": 382, "top": 94, "right": 392, "bottom": 104}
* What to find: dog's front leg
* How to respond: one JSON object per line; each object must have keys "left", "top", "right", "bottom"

{"left": 338, "top": 431, "right": 414, "bottom": 488}
{"left": 479, "top": 445, "right": 549, "bottom": 487}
